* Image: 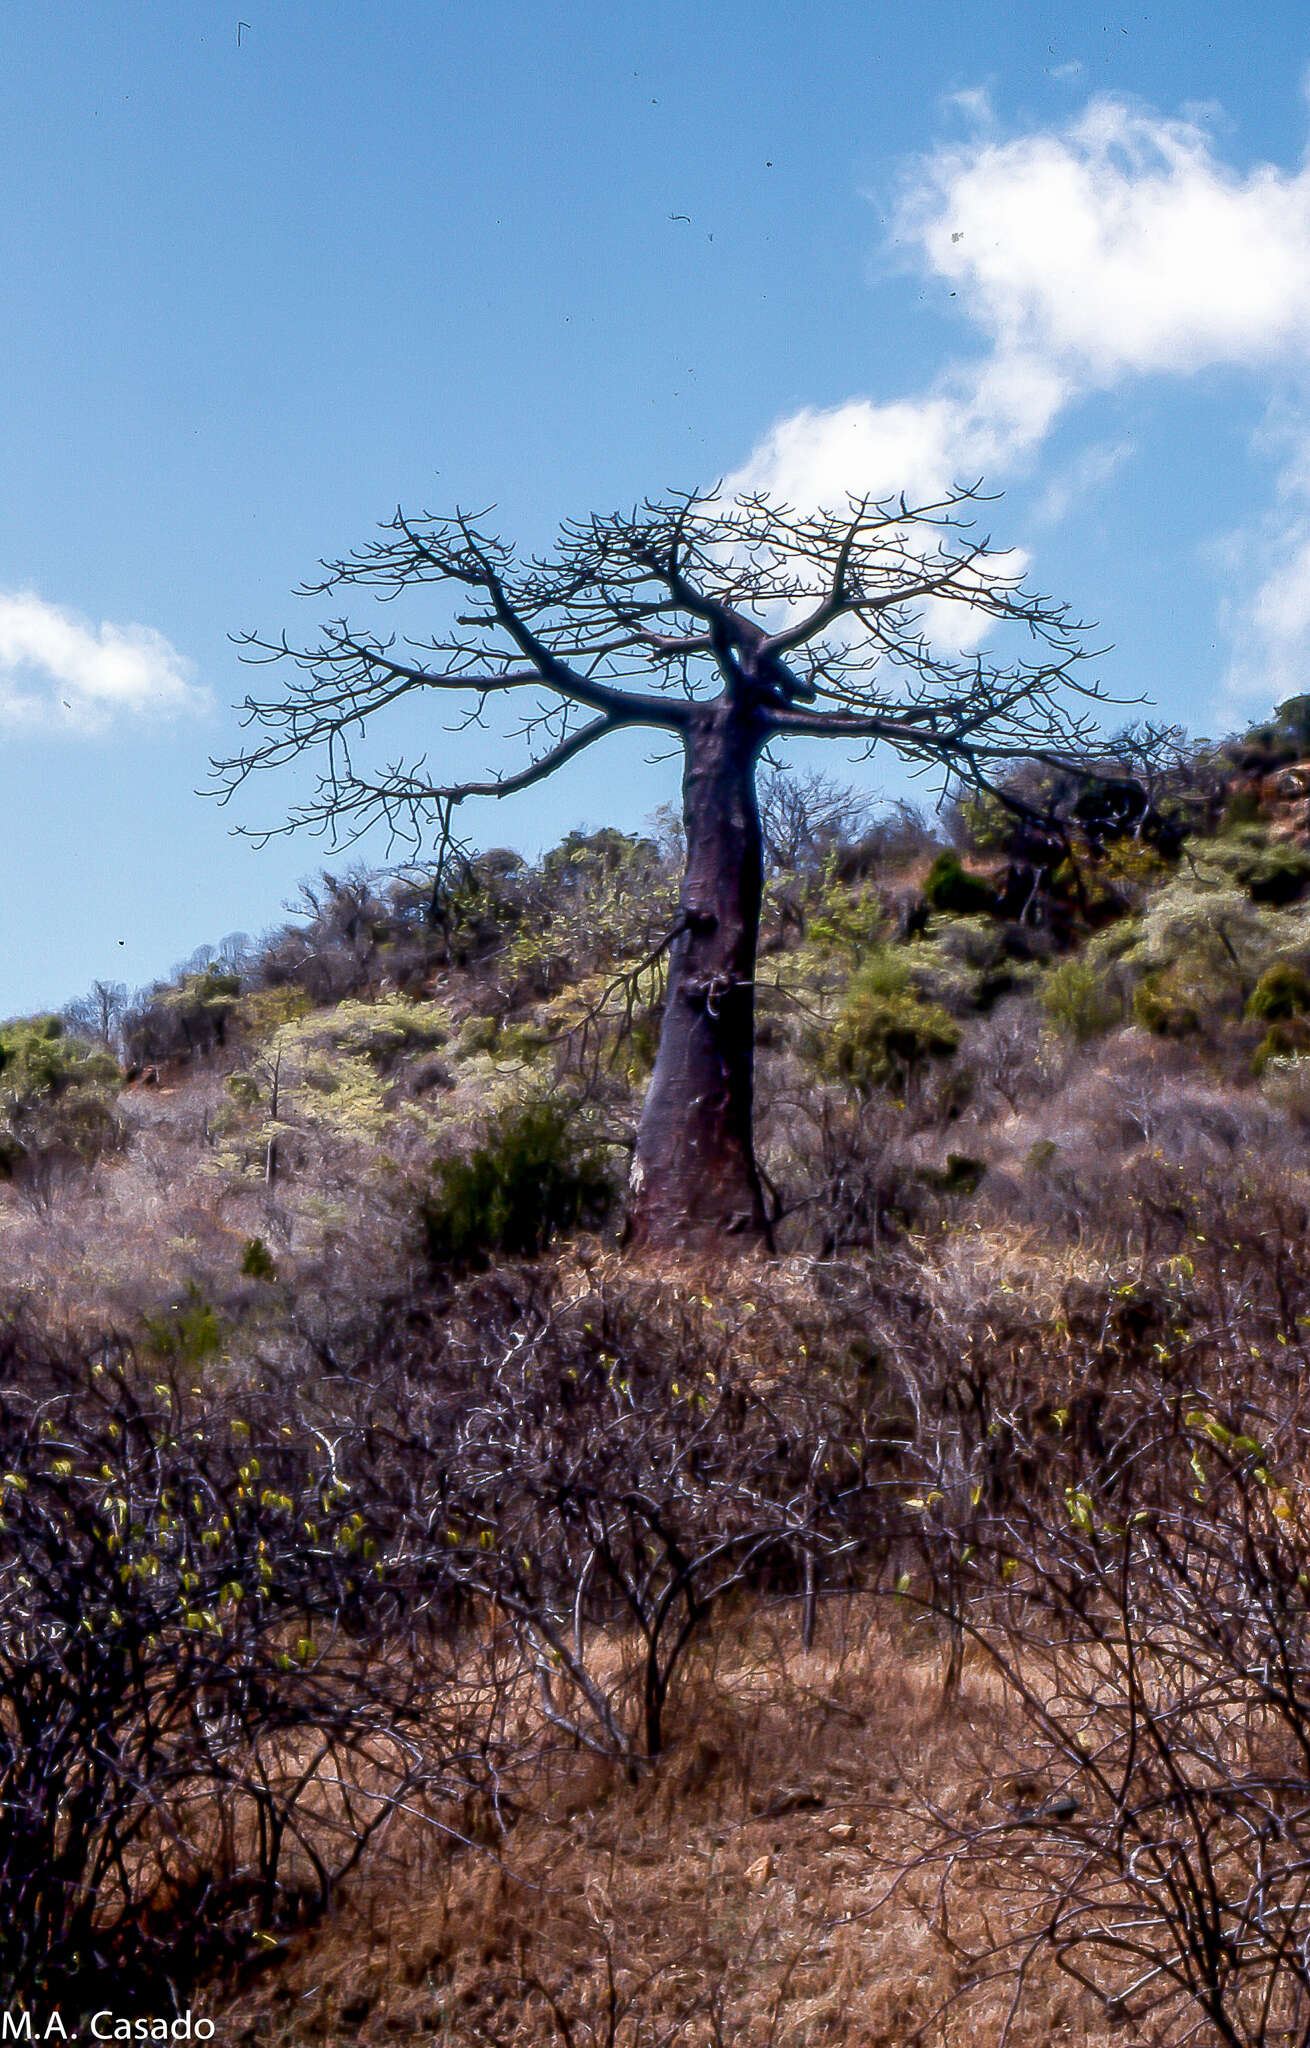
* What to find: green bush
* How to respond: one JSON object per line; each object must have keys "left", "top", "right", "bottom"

{"left": 456, "top": 1014, "right": 500, "bottom": 1057}
{"left": 124, "top": 970, "right": 243, "bottom": 1063}
{"left": 1041, "top": 958, "right": 1122, "bottom": 1041}
{"left": 142, "top": 1286, "right": 225, "bottom": 1364}
{"left": 0, "top": 1016, "right": 122, "bottom": 1180}
{"left": 422, "top": 1102, "right": 614, "bottom": 1270}
{"left": 1133, "top": 971, "right": 1201, "bottom": 1038}
{"left": 804, "top": 866, "right": 888, "bottom": 957}
{"left": 1234, "top": 693, "right": 1310, "bottom": 771}
{"left": 1213, "top": 829, "right": 1310, "bottom": 905}
{"left": 922, "top": 851, "right": 996, "bottom": 916}
{"left": 314, "top": 997, "right": 449, "bottom": 1071}
{"left": 1245, "top": 961, "right": 1310, "bottom": 1022}
{"left": 0, "top": 1015, "right": 118, "bottom": 1099}
{"left": 829, "top": 954, "right": 961, "bottom": 1092}
{"left": 1243, "top": 845, "right": 1310, "bottom": 906}
{"left": 240, "top": 1235, "right": 277, "bottom": 1280}
{"left": 1253, "top": 1017, "right": 1310, "bottom": 1076}
{"left": 1219, "top": 787, "right": 1263, "bottom": 835}
{"left": 496, "top": 1020, "right": 551, "bottom": 1063}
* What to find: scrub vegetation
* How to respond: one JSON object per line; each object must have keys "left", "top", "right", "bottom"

{"left": 13, "top": 705, "right": 1310, "bottom": 2040}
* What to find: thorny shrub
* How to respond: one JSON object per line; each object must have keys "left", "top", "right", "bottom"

{"left": 896, "top": 1388, "right": 1310, "bottom": 2048}
{"left": 0, "top": 1329, "right": 505, "bottom": 2013}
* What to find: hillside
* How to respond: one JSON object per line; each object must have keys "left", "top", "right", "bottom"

{"left": 10, "top": 715, "right": 1310, "bottom": 2043}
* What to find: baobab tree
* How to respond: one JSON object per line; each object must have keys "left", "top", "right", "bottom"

{"left": 212, "top": 487, "right": 1103, "bottom": 1249}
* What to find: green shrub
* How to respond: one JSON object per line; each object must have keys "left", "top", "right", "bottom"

{"left": 234, "top": 985, "right": 313, "bottom": 1038}
{"left": 456, "top": 1014, "right": 500, "bottom": 1057}
{"left": 303, "top": 998, "right": 450, "bottom": 1072}
{"left": 1234, "top": 693, "right": 1310, "bottom": 770}
{"left": 1253, "top": 1016, "right": 1310, "bottom": 1076}
{"left": 950, "top": 790, "right": 1012, "bottom": 853}
{"left": 240, "top": 1236, "right": 277, "bottom": 1280}
{"left": 1041, "top": 958, "right": 1122, "bottom": 1041}
{"left": 1219, "top": 788, "right": 1263, "bottom": 835}
{"left": 0, "top": 1016, "right": 122, "bottom": 1179}
{"left": 0, "top": 1016, "right": 118, "bottom": 1099}
{"left": 124, "top": 970, "right": 243, "bottom": 1063}
{"left": 922, "top": 851, "right": 995, "bottom": 916}
{"left": 804, "top": 867, "right": 888, "bottom": 956}
{"left": 1133, "top": 972, "right": 1201, "bottom": 1038}
{"left": 1243, "top": 845, "right": 1310, "bottom": 906}
{"left": 422, "top": 1102, "right": 614, "bottom": 1270}
{"left": 497, "top": 1020, "right": 551, "bottom": 1063}
{"left": 143, "top": 1287, "right": 225, "bottom": 1364}
{"left": 1245, "top": 961, "right": 1310, "bottom": 1022}
{"left": 829, "top": 954, "right": 961, "bottom": 1092}
{"left": 622, "top": 1010, "right": 661, "bottom": 1081}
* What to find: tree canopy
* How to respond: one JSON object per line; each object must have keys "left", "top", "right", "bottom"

{"left": 213, "top": 484, "right": 1106, "bottom": 1247}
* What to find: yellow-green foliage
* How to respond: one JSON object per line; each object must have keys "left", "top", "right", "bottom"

{"left": 828, "top": 951, "right": 961, "bottom": 1092}
{"left": 456, "top": 1014, "right": 500, "bottom": 1057}
{"left": 1121, "top": 872, "right": 1269, "bottom": 1027}
{"left": 1246, "top": 961, "right": 1310, "bottom": 1022}
{"left": 0, "top": 1016, "right": 122, "bottom": 1174}
{"left": 911, "top": 914, "right": 1034, "bottom": 1013}
{"left": 296, "top": 997, "right": 450, "bottom": 1072}
{"left": 142, "top": 1285, "right": 225, "bottom": 1364}
{"left": 1042, "top": 958, "right": 1122, "bottom": 1041}
{"left": 233, "top": 986, "right": 313, "bottom": 1038}
{"left": 1203, "top": 827, "right": 1310, "bottom": 906}
{"left": 503, "top": 829, "right": 676, "bottom": 993}
{"left": 162, "top": 968, "right": 241, "bottom": 1013}
{"left": 1253, "top": 1018, "right": 1310, "bottom": 1076}
{"left": 0, "top": 1016, "right": 117, "bottom": 1101}
{"left": 1133, "top": 967, "right": 1203, "bottom": 1038}
{"left": 212, "top": 998, "right": 457, "bottom": 1171}
{"left": 1247, "top": 963, "right": 1310, "bottom": 1072}
{"left": 1111, "top": 845, "right": 1310, "bottom": 1033}
{"left": 922, "top": 850, "right": 995, "bottom": 915}
{"left": 951, "top": 789, "right": 1012, "bottom": 852}
{"left": 804, "top": 868, "right": 887, "bottom": 957}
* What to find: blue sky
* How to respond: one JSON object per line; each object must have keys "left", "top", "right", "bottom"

{"left": 4, "top": 0, "right": 1310, "bottom": 1015}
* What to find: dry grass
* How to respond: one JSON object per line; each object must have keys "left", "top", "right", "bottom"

{"left": 208, "top": 1604, "right": 1108, "bottom": 2048}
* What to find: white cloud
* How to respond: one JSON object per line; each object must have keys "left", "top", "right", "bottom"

{"left": 735, "top": 95, "right": 1310, "bottom": 717}
{"left": 907, "top": 100, "right": 1310, "bottom": 380}
{"left": 1220, "top": 518, "right": 1310, "bottom": 710}
{"left": 0, "top": 592, "right": 205, "bottom": 734}
{"left": 729, "top": 351, "right": 1067, "bottom": 513}
{"left": 1252, "top": 535, "right": 1310, "bottom": 649}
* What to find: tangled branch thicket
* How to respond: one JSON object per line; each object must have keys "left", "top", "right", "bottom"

{"left": 11, "top": 1185, "right": 1310, "bottom": 2043}
{"left": 22, "top": 708, "right": 1310, "bottom": 2035}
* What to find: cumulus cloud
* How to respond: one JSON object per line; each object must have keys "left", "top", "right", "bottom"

{"left": 734, "top": 95, "right": 1310, "bottom": 714}
{"left": 729, "top": 352, "right": 1067, "bottom": 511}
{"left": 0, "top": 593, "right": 205, "bottom": 734}
{"left": 907, "top": 100, "right": 1310, "bottom": 380}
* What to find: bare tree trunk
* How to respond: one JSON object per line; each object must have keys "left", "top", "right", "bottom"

{"left": 630, "top": 704, "right": 771, "bottom": 1250}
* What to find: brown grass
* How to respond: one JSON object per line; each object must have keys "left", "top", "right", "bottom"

{"left": 208, "top": 1603, "right": 1108, "bottom": 2048}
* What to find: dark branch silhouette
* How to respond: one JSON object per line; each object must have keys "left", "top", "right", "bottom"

{"left": 211, "top": 484, "right": 1108, "bottom": 1247}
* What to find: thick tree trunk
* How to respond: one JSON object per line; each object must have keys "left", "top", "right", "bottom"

{"left": 629, "top": 702, "right": 771, "bottom": 1250}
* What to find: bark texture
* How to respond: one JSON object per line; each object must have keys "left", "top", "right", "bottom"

{"left": 629, "top": 705, "right": 771, "bottom": 1249}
